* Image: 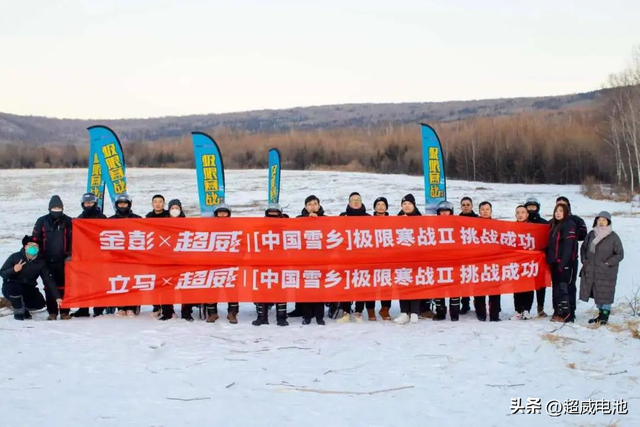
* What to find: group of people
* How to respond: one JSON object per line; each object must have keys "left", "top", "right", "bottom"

{"left": 1, "top": 191, "right": 625, "bottom": 327}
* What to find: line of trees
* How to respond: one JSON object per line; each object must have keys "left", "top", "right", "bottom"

{"left": 601, "top": 46, "right": 640, "bottom": 194}
{"left": 0, "top": 110, "right": 611, "bottom": 185}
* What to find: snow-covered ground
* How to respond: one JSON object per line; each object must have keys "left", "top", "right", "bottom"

{"left": 1, "top": 168, "right": 638, "bottom": 426}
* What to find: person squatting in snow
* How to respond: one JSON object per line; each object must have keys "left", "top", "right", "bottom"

{"left": 0, "top": 192, "right": 623, "bottom": 326}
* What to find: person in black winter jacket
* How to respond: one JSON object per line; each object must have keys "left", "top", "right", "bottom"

{"left": 459, "top": 197, "right": 479, "bottom": 218}
{"left": 372, "top": 197, "right": 392, "bottom": 320}
{"left": 547, "top": 203, "right": 578, "bottom": 323}
{"left": 524, "top": 197, "right": 549, "bottom": 225}
{"left": 78, "top": 192, "right": 107, "bottom": 220}
{"left": 1, "top": 236, "right": 61, "bottom": 320}
{"left": 32, "top": 195, "right": 72, "bottom": 320}
{"left": 474, "top": 201, "right": 502, "bottom": 321}
{"left": 146, "top": 194, "right": 170, "bottom": 315}
{"left": 157, "top": 199, "right": 193, "bottom": 321}
{"left": 146, "top": 194, "right": 170, "bottom": 218}
{"left": 459, "top": 196, "right": 478, "bottom": 314}
{"left": 72, "top": 193, "right": 108, "bottom": 318}
{"left": 203, "top": 203, "right": 240, "bottom": 324}
{"left": 513, "top": 205, "right": 535, "bottom": 319}
{"left": 555, "top": 196, "right": 586, "bottom": 321}
{"left": 337, "top": 192, "right": 371, "bottom": 323}
{"left": 433, "top": 201, "right": 460, "bottom": 321}
{"left": 296, "top": 195, "right": 326, "bottom": 325}
{"left": 109, "top": 194, "right": 142, "bottom": 316}
{"left": 252, "top": 203, "right": 289, "bottom": 327}
{"left": 394, "top": 194, "right": 422, "bottom": 324}
{"left": 523, "top": 197, "right": 550, "bottom": 317}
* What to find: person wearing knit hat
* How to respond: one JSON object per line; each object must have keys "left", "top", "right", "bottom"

{"left": 168, "top": 199, "right": 186, "bottom": 218}
{"left": 371, "top": 196, "right": 392, "bottom": 319}
{"left": 398, "top": 193, "right": 422, "bottom": 216}
{"left": 395, "top": 194, "right": 422, "bottom": 324}
{"left": 2, "top": 236, "right": 61, "bottom": 320}
{"left": 373, "top": 197, "right": 389, "bottom": 217}
{"left": 32, "top": 195, "right": 72, "bottom": 321}
{"left": 579, "top": 211, "right": 624, "bottom": 325}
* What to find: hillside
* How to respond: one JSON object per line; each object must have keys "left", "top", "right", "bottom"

{"left": 0, "top": 91, "right": 599, "bottom": 146}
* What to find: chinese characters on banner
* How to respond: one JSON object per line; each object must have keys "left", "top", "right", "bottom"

{"left": 63, "top": 216, "right": 551, "bottom": 308}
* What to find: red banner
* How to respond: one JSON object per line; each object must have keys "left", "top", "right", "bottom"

{"left": 63, "top": 216, "right": 551, "bottom": 307}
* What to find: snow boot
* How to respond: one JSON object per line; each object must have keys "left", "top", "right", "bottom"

{"left": 337, "top": 312, "right": 351, "bottom": 323}
{"left": 206, "top": 307, "right": 219, "bottom": 323}
{"left": 316, "top": 317, "right": 326, "bottom": 326}
{"left": 227, "top": 312, "right": 238, "bottom": 324}
{"left": 378, "top": 306, "right": 391, "bottom": 320}
{"left": 47, "top": 313, "right": 57, "bottom": 321}
{"left": 277, "top": 316, "right": 289, "bottom": 326}
{"left": 433, "top": 300, "right": 447, "bottom": 321}
{"left": 367, "top": 308, "right": 377, "bottom": 321}
{"left": 460, "top": 297, "right": 471, "bottom": 315}
{"left": 302, "top": 317, "right": 312, "bottom": 325}
{"left": 14, "top": 310, "right": 24, "bottom": 321}
{"left": 252, "top": 304, "right": 269, "bottom": 326}
{"left": 394, "top": 313, "right": 410, "bottom": 324}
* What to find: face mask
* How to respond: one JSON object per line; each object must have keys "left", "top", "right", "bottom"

{"left": 170, "top": 209, "right": 181, "bottom": 218}
{"left": 50, "top": 210, "right": 63, "bottom": 219}
{"left": 117, "top": 206, "right": 130, "bottom": 216}
{"left": 26, "top": 246, "right": 39, "bottom": 257}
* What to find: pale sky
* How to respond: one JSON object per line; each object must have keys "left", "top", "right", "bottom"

{"left": 0, "top": 0, "right": 638, "bottom": 119}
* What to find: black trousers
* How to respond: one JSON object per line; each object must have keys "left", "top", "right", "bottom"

{"left": 513, "top": 291, "right": 534, "bottom": 314}
{"left": 45, "top": 262, "right": 69, "bottom": 315}
{"left": 551, "top": 265, "right": 574, "bottom": 316}
{"left": 2, "top": 282, "right": 46, "bottom": 313}
{"left": 461, "top": 296, "right": 471, "bottom": 308}
{"left": 474, "top": 295, "right": 501, "bottom": 320}
{"left": 399, "top": 299, "right": 420, "bottom": 315}
{"left": 354, "top": 300, "right": 391, "bottom": 312}
{"left": 301, "top": 302, "right": 324, "bottom": 320}
{"left": 339, "top": 302, "right": 352, "bottom": 313}
{"left": 535, "top": 287, "right": 546, "bottom": 310}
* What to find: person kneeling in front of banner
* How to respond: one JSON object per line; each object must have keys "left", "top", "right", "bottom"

{"left": 252, "top": 203, "right": 289, "bottom": 327}
{"left": 72, "top": 193, "right": 108, "bottom": 318}
{"left": 473, "top": 201, "right": 502, "bottom": 322}
{"left": 109, "top": 194, "right": 142, "bottom": 317}
{"left": 296, "top": 195, "right": 326, "bottom": 326}
{"left": 395, "top": 194, "right": 422, "bottom": 325}
{"left": 1, "top": 236, "right": 62, "bottom": 321}
{"left": 433, "top": 201, "right": 460, "bottom": 322}
{"left": 205, "top": 203, "right": 240, "bottom": 324}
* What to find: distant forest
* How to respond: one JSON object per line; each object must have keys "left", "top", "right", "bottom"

{"left": 0, "top": 109, "right": 606, "bottom": 185}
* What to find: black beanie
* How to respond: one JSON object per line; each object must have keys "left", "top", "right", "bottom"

{"left": 168, "top": 199, "right": 182, "bottom": 210}
{"left": 373, "top": 197, "right": 389, "bottom": 211}
{"left": 349, "top": 192, "right": 361, "bottom": 199}
{"left": 556, "top": 196, "right": 571, "bottom": 208}
{"left": 22, "top": 235, "right": 39, "bottom": 246}
{"left": 305, "top": 195, "right": 320, "bottom": 205}
{"left": 49, "top": 195, "right": 63, "bottom": 210}
{"left": 401, "top": 194, "right": 416, "bottom": 207}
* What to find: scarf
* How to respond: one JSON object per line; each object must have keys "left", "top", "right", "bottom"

{"left": 590, "top": 225, "right": 612, "bottom": 253}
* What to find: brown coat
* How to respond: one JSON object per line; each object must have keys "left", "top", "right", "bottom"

{"left": 579, "top": 230, "right": 624, "bottom": 305}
